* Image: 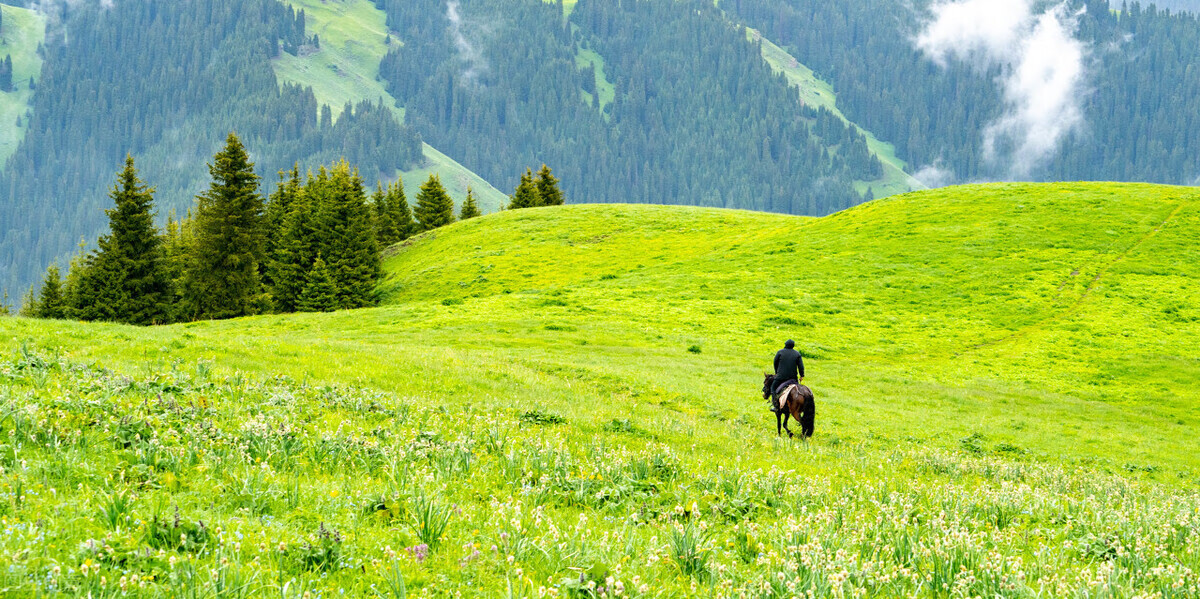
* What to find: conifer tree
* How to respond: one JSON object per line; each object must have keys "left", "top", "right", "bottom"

{"left": 18, "top": 288, "right": 36, "bottom": 318}
{"left": 184, "top": 133, "right": 268, "bottom": 320}
{"left": 0, "top": 292, "right": 10, "bottom": 317}
{"left": 318, "top": 162, "right": 379, "bottom": 309}
{"left": 459, "top": 188, "right": 481, "bottom": 220}
{"left": 371, "top": 183, "right": 393, "bottom": 246}
{"left": 371, "top": 179, "right": 416, "bottom": 247}
{"left": 265, "top": 166, "right": 302, "bottom": 262}
{"left": 162, "top": 212, "right": 193, "bottom": 322}
{"left": 270, "top": 173, "right": 320, "bottom": 313}
{"left": 534, "top": 164, "right": 564, "bottom": 206}
{"left": 414, "top": 174, "right": 455, "bottom": 231}
{"left": 75, "top": 156, "right": 170, "bottom": 324}
{"left": 388, "top": 181, "right": 416, "bottom": 241}
{"left": 297, "top": 255, "right": 338, "bottom": 312}
{"left": 508, "top": 168, "right": 541, "bottom": 209}
{"left": 0, "top": 55, "right": 12, "bottom": 93}
{"left": 34, "top": 265, "right": 65, "bottom": 319}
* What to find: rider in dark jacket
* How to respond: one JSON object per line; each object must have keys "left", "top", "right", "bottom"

{"left": 773, "top": 339, "right": 804, "bottom": 394}
{"left": 773, "top": 339, "right": 814, "bottom": 437}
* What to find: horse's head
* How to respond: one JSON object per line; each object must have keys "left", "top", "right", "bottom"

{"left": 762, "top": 373, "right": 775, "bottom": 399}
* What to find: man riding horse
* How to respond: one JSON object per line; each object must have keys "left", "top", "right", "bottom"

{"left": 766, "top": 340, "right": 815, "bottom": 438}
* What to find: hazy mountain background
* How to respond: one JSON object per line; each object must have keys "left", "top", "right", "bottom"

{"left": 1, "top": 0, "right": 1200, "bottom": 295}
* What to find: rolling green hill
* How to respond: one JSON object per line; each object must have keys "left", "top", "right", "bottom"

{"left": 1, "top": 183, "right": 1198, "bottom": 596}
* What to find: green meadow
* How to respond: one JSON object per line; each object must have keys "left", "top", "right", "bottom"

{"left": 1, "top": 183, "right": 1198, "bottom": 596}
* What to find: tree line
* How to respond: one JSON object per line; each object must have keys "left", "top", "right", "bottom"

{"left": 17, "top": 134, "right": 561, "bottom": 324}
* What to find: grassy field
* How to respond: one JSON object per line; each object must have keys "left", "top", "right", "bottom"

{"left": 0, "top": 4, "right": 44, "bottom": 164}
{"left": 1, "top": 183, "right": 1199, "bottom": 596}
{"left": 272, "top": 0, "right": 508, "bottom": 213}
{"left": 750, "top": 29, "right": 923, "bottom": 199}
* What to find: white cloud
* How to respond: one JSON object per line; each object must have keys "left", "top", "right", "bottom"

{"left": 916, "top": 0, "right": 1088, "bottom": 179}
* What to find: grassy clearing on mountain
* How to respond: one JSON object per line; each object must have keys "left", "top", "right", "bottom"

{"left": 273, "top": 0, "right": 507, "bottom": 212}
{"left": 1, "top": 183, "right": 1198, "bottom": 595}
{"left": 0, "top": 4, "right": 44, "bottom": 163}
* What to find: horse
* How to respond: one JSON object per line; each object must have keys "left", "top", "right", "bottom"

{"left": 761, "top": 373, "right": 815, "bottom": 438}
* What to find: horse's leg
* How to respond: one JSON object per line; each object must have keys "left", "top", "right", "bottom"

{"left": 776, "top": 411, "right": 782, "bottom": 436}
{"left": 782, "top": 412, "right": 794, "bottom": 438}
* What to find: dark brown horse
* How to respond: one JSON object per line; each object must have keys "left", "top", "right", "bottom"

{"left": 762, "top": 374, "right": 815, "bottom": 438}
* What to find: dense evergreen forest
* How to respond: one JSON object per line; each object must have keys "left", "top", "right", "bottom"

{"left": 0, "top": 0, "right": 423, "bottom": 298}
{"left": 728, "top": 0, "right": 1200, "bottom": 184}
{"left": 376, "top": 0, "right": 877, "bottom": 216}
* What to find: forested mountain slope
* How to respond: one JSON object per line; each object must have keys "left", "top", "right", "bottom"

{"left": 730, "top": 0, "right": 1200, "bottom": 185}
{"left": 378, "top": 0, "right": 881, "bottom": 215}
{"left": 0, "top": 0, "right": 423, "bottom": 297}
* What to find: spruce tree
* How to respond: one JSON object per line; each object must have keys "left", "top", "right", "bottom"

{"left": 270, "top": 172, "right": 320, "bottom": 313}
{"left": 0, "top": 292, "right": 10, "bottom": 317}
{"left": 414, "top": 174, "right": 455, "bottom": 231}
{"left": 318, "top": 162, "right": 379, "bottom": 309}
{"left": 297, "top": 255, "right": 338, "bottom": 312}
{"left": 508, "top": 168, "right": 541, "bottom": 209}
{"left": 18, "top": 288, "right": 36, "bottom": 318}
{"left": 389, "top": 181, "right": 416, "bottom": 241}
{"left": 162, "top": 212, "right": 193, "bottom": 322}
{"left": 184, "top": 133, "right": 268, "bottom": 320}
{"left": 371, "top": 183, "right": 394, "bottom": 247}
{"left": 35, "top": 265, "right": 65, "bottom": 319}
{"left": 459, "top": 188, "right": 481, "bottom": 220}
{"left": 75, "top": 156, "right": 170, "bottom": 324}
{"left": 534, "top": 164, "right": 564, "bottom": 206}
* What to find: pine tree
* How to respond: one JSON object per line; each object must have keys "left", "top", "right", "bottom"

{"left": 534, "top": 164, "right": 564, "bottom": 206}
{"left": 75, "top": 156, "right": 170, "bottom": 324}
{"left": 414, "top": 174, "right": 455, "bottom": 231}
{"left": 296, "top": 254, "right": 338, "bottom": 312}
{"left": 0, "top": 292, "right": 10, "bottom": 316}
{"left": 508, "top": 168, "right": 541, "bottom": 209}
{"left": 459, "top": 188, "right": 481, "bottom": 219}
{"left": 184, "top": 133, "right": 268, "bottom": 320}
{"left": 34, "top": 265, "right": 65, "bottom": 319}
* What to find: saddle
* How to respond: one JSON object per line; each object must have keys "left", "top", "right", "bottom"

{"left": 771, "top": 383, "right": 808, "bottom": 414}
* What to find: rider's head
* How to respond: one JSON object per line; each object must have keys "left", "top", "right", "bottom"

{"left": 785, "top": 339, "right": 795, "bottom": 349}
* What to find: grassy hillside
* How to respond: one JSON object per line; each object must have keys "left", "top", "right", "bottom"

{"left": 1, "top": 183, "right": 1198, "bottom": 596}
{"left": 0, "top": 4, "right": 44, "bottom": 164}
{"left": 750, "top": 28, "right": 922, "bottom": 198}
{"left": 273, "top": 0, "right": 508, "bottom": 212}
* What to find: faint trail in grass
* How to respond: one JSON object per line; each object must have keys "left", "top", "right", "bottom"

{"left": 966, "top": 201, "right": 1187, "bottom": 354}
